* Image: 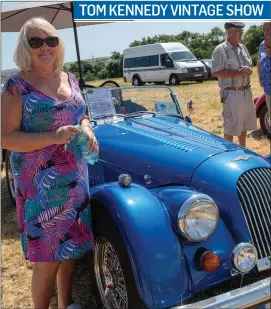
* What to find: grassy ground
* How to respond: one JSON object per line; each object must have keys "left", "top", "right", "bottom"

{"left": 1, "top": 70, "right": 270, "bottom": 309}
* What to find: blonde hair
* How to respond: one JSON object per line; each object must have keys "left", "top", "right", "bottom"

{"left": 14, "top": 17, "right": 65, "bottom": 72}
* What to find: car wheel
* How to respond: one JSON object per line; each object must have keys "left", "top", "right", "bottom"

{"left": 259, "top": 104, "right": 271, "bottom": 137}
{"left": 169, "top": 74, "right": 180, "bottom": 86}
{"left": 132, "top": 76, "right": 142, "bottom": 86}
{"left": 5, "top": 151, "right": 16, "bottom": 206}
{"left": 90, "top": 213, "right": 147, "bottom": 309}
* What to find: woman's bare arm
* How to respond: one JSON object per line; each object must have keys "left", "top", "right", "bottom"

{"left": 1, "top": 86, "right": 56, "bottom": 152}
{"left": 1, "top": 86, "right": 80, "bottom": 152}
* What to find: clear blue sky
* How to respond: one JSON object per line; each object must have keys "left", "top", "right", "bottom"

{"left": 1, "top": 1, "right": 262, "bottom": 70}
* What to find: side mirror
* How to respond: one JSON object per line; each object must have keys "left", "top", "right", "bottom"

{"left": 185, "top": 116, "right": 192, "bottom": 124}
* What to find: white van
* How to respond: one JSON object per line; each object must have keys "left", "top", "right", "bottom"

{"left": 123, "top": 42, "right": 207, "bottom": 86}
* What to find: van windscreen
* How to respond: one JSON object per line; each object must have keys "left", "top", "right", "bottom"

{"left": 169, "top": 51, "right": 197, "bottom": 62}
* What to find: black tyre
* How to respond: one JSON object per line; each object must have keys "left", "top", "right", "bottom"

{"left": 89, "top": 211, "right": 147, "bottom": 309}
{"left": 132, "top": 75, "right": 143, "bottom": 86}
{"left": 259, "top": 104, "right": 271, "bottom": 137}
{"left": 99, "top": 80, "right": 120, "bottom": 88}
{"left": 196, "top": 80, "right": 204, "bottom": 83}
{"left": 169, "top": 74, "right": 180, "bottom": 86}
{"left": 5, "top": 151, "right": 16, "bottom": 206}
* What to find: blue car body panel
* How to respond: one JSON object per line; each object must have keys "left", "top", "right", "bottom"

{"left": 88, "top": 114, "right": 270, "bottom": 308}
{"left": 90, "top": 183, "right": 192, "bottom": 309}
{"left": 190, "top": 149, "right": 269, "bottom": 245}
{"left": 92, "top": 116, "right": 242, "bottom": 187}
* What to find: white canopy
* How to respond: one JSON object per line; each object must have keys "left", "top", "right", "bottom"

{"left": 1, "top": 1, "right": 112, "bottom": 83}
{"left": 1, "top": 1, "right": 108, "bottom": 32}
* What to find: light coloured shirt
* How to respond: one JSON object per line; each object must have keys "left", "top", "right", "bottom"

{"left": 211, "top": 41, "right": 253, "bottom": 90}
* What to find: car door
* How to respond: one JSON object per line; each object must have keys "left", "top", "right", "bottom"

{"left": 159, "top": 54, "right": 175, "bottom": 82}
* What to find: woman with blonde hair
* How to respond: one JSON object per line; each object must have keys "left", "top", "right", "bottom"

{"left": 1, "top": 17, "right": 98, "bottom": 309}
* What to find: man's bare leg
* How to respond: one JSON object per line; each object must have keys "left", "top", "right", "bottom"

{"left": 224, "top": 134, "right": 234, "bottom": 142}
{"left": 238, "top": 131, "right": 247, "bottom": 147}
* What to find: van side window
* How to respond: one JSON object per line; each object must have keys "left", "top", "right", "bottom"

{"left": 124, "top": 55, "right": 159, "bottom": 68}
{"left": 149, "top": 55, "right": 159, "bottom": 66}
{"left": 160, "top": 54, "right": 174, "bottom": 68}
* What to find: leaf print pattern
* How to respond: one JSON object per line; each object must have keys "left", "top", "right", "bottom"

{"left": 6, "top": 73, "right": 93, "bottom": 262}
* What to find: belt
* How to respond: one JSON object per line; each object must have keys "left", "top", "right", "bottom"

{"left": 224, "top": 85, "right": 250, "bottom": 91}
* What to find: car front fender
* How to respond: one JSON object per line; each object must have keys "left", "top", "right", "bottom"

{"left": 90, "top": 182, "right": 192, "bottom": 309}
{"left": 264, "top": 154, "right": 271, "bottom": 163}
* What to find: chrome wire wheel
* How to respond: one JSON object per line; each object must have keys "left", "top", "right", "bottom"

{"left": 94, "top": 236, "right": 128, "bottom": 309}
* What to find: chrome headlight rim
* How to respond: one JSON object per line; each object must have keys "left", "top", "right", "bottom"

{"left": 178, "top": 194, "right": 219, "bottom": 243}
{"left": 232, "top": 242, "right": 258, "bottom": 273}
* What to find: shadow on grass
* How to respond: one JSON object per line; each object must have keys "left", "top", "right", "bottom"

{"left": 1, "top": 171, "right": 18, "bottom": 241}
{"left": 249, "top": 128, "right": 269, "bottom": 141}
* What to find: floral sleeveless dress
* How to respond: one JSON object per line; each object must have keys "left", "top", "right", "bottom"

{"left": 4, "top": 73, "right": 93, "bottom": 262}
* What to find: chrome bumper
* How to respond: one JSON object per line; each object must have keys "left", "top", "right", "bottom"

{"left": 172, "top": 277, "right": 271, "bottom": 309}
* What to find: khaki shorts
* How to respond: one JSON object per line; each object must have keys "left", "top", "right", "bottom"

{"left": 222, "top": 88, "right": 257, "bottom": 136}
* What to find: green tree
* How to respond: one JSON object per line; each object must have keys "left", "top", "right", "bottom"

{"left": 93, "top": 62, "right": 106, "bottom": 77}
{"left": 243, "top": 25, "right": 264, "bottom": 57}
{"left": 105, "top": 51, "right": 123, "bottom": 78}
{"left": 128, "top": 27, "right": 226, "bottom": 59}
{"left": 84, "top": 71, "right": 95, "bottom": 81}
{"left": 81, "top": 60, "right": 94, "bottom": 75}
{"left": 62, "top": 64, "right": 69, "bottom": 73}
{"left": 106, "top": 59, "right": 122, "bottom": 78}
{"left": 111, "top": 51, "right": 122, "bottom": 60}
{"left": 69, "top": 62, "right": 80, "bottom": 78}
{"left": 97, "top": 68, "right": 108, "bottom": 79}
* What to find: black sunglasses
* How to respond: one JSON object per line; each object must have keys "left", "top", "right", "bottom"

{"left": 28, "top": 36, "right": 59, "bottom": 49}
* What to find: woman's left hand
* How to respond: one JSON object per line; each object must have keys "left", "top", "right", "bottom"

{"left": 82, "top": 126, "right": 99, "bottom": 153}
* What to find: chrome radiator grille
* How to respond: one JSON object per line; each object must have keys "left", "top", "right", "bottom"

{"left": 237, "top": 168, "right": 271, "bottom": 259}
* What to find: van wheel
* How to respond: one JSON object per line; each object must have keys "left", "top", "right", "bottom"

{"left": 169, "top": 74, "right": 180, "bottom": 86}
{"left": 132, "top": 76, "right": 143, "bottom": 86}
{"left": 259, "top": 104, "right": 271, "bottom": 137}
{"left": 89, "top": 213, "right": 147, "bottom": 309}
{"left": 5, "top": 151, "right": 16, "bottom": 206}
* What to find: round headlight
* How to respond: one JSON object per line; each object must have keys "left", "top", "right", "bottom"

{"left": 232, "top": 243, "right": 258, "bottom": 273}
{"left": 178, "top": 194, "right": 219, "bottom": 242}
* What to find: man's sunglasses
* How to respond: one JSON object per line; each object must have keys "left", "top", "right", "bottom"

{"left": 28, "top": 36, "right": 59, "bottom": 49}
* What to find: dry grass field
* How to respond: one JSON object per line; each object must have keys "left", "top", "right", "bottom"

{"left": 1, "top": 69, "right": 270, "bottom": 309}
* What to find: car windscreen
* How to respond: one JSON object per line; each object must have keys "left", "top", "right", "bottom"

{"left": 82, "top": 86, "right": 186, "bottom": 119}
{"left": 168, "top": 51, "right": 197, "bottom": 62}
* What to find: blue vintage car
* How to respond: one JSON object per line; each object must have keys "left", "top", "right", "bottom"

{"left": 4, "top": 85, "right": 271, "bottom": 309}
{"left": 77, "top": 85, "right": 270, "bottom": 309}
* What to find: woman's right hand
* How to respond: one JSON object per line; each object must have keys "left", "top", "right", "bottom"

{"left": 52, "top": 125, "right": 81, "bottom": 145}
